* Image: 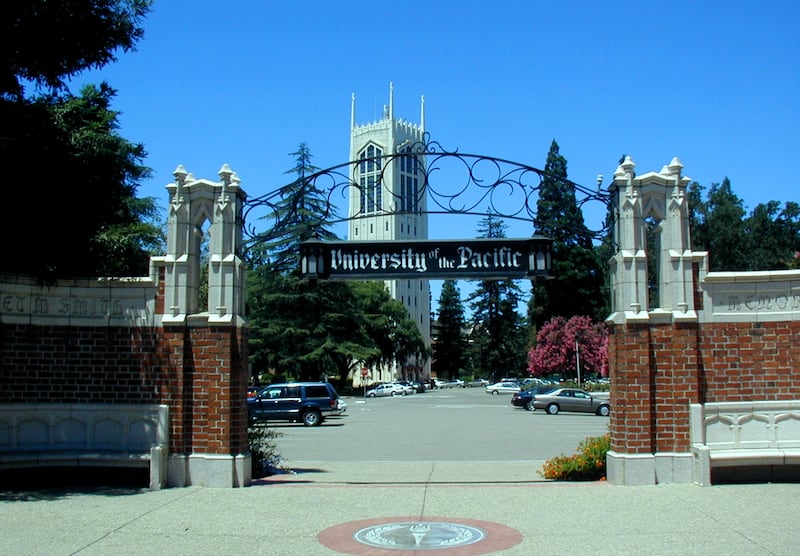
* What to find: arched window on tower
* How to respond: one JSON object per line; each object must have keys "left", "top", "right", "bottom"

{"left": 358, "top": 144, "right": 383, "bottom": 214}
{"left": 398, "top": 145, "right": 421, "bottom": 214}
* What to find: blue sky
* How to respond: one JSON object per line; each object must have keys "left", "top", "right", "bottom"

{"left": 77, "top": 0, "right": 798, "bottom": 247}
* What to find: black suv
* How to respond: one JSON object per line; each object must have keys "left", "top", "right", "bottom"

{"left": 247, "top": 382, "right": 340, "bottom": 426}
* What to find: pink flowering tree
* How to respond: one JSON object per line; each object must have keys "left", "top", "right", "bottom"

{"left": 527, "top": 315, "right": 608, "bottom": 380}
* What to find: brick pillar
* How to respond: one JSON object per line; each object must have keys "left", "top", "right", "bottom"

{"left": 158, "top": 165, "right": 250, "bottom": 487}
{"left": 606, "top": 156, "right": 705, "bottom": 485}
{"left": 608, "top": 323, "right": 654, "bottom": 455}
{"left": 652, "top": 323, "right": 700, "bottom": 454}
{"left": 189, "top": 326, "right": 248, "bottom": 456}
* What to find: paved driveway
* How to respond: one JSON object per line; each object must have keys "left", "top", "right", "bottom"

{"left": 269, "top": 386, "right": 610, "bottom": 463}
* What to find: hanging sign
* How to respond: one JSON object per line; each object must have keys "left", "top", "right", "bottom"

{"left": 300, "top": 237, "right": 552, "bottom": 280}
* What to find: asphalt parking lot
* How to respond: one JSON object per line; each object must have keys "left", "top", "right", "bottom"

{"left": 269, "top": 386, "right": 611, "bottom": 465}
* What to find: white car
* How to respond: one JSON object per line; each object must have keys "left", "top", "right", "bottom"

{"left": 485, "top": 382, "right": 521, "bottom": 395}
{"left": 331, "top": 398, "right": 348, "bottom": 415}
{"left": 366, "top": 383, "right": 407, "bottom": 397}
{"left": 392, "top": 381, "right": 418, "bottom": 395}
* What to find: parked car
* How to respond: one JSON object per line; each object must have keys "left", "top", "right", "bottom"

{"left": 391, "top": 381, "right": 416, "bottom": 395}
{"left": 332, "top": 397, "right": 348, "bottom": 415}
{"left": 366, "top": 383, "right": 407, "bottom": 397}
{"left": 445, "top": 379, "right": 465, "bottom": 388}
{"left": 394, "top": 380, "right": 422, "bottom": 394}
{"left": 467, "top": 378, "right": 490, "bottom": 387}
{"left": 511, "top": 386, "right": 556, "bottom": 410}
{"left": 530, "top": 387, "right": 611, "bottom": 416}
{"left": 522, "top": 377, "right": 546, "bottom": 387}
{"left": 247, "top": 382, "right": 340, "bottom": 426}
{"left": 485, "top": 382, "right": 522, "bottom": 395}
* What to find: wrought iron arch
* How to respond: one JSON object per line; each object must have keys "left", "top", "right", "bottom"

{"left": 240, "top": 134, "right": 612, "bottom": 262}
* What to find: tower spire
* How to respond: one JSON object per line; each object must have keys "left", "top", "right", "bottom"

{"left": 388, "top": 82, "right": 394, "bottom": 120}
{"left": 350, "top": 92, "right": 355, "bottom": 130}
{"left": 420, "top": 94, "right": 425, "bottom": 133}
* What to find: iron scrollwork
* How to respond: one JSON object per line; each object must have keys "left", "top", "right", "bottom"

{"left": 241, "top": 134, "right": 612, "bottom": 261}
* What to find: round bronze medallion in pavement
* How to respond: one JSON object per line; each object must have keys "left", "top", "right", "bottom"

{"left": 318, "top": 516, "right": 522, "bottom": 555}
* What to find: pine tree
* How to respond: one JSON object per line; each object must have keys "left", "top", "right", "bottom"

{"left": 467, "top": 214, "right": 527, "bottom": 380}
{"left": 691, "top": 177, "right": 747, "bottom": 271}
{"left": 433, "top": 280, "right": 468, "bottom": 380}
{"left": 1, "top": 3, "right": 162, "bottom": 280}
{"left": 246, "top": 145, "right": 428, "bottom": 383}
{"left": 691, "top": 179, "right": 799, "bottom": 271}
{"left": 530, "top": 140, "right": 605, "bottom": 328}
{"left": 257, "top": 143, "right": 339, "bottom": 274}
{"left": 2, "top": 1, "right": 152, "bottom": 98}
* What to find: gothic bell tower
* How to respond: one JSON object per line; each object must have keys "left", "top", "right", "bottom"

{"left": 349, "top": 83, "right": 431, "bottom": 379}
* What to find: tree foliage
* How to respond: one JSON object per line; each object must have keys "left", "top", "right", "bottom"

{"left": 748, "top": 201, "right": 800, "bottom": 269}
{"left": 432, "top": 280, "right": 468, "bottom": 379}
{"left": 1, "top": 1, "right": 152, "bottom": 99}
{"left": 527, "top": 315, "right": 608, "bottom": 379}
{"left": 350, "top": 281, "right": 428, "bottom": 376}
{"left": 0, "top": 1, "right": 162, "bottom": 280}
{"left": 247, "top": 271, "right": 375, "bottom": 381}
{"left": 246, "top": 144, "right": 427, "bottom": 383}
{"left": 689, "top": 178, "right": 748, "bottom": 271}
{"left": 530, "top": 140, "right": 605, "bottom": 329}
{"left": 467, "top": 214, "right": 528, "bottom": 380}
{"left": 689, "top": 179, "right": 800, "bottom": 271}
{"left": 255, "top": 143, "right": 339, "bottom": 273}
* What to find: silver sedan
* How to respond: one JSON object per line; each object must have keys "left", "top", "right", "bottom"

{"left": 531, "top": 388, "right": 610, "bottom": 416}
{"left": 485, "top": 382, "right": 521, "bottom": 395}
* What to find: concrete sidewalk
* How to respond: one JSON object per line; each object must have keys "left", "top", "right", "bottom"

{"left": 1, "top": 462, "right": 798, "bottom": 555}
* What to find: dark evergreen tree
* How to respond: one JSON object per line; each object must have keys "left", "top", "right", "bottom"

{"left": 246, "top": 145, "right": 428, "bottom": 383}
{"left": 691, "top": 178, "right": 800, "bottom": 271}
{"left": 467, "top": 214, "right": 527, "bottom": 381}
{"left": 593, "top": 196, "right": 616, "bottom": 324}
{"left": 257, "top": 143, "right": 339, "bottom": 274}
{"left": 248, "top": 272, "right": 375, "bottom": 382}
{"left": 0, "top": 2, "right": 162, "bottom": 280}
{"left": 687, "top": 181, "right": 707, "bottom": 247}
{"left": 690, "top": 177, "right": 748, "bottom": 271}
{"left": 350, "top": 281, "right": 429, "bottom": 379}
{"left": 530, "top": 140, "right": 604, "bottom": 329}
{"left": 744, "top": 201, "right": 800, "bottom": 270}
{"left": 432, "top": 280, "right": 468, "bottom": 380}
{"left": 2, "top": 1, "right": 152, "bottom": 99}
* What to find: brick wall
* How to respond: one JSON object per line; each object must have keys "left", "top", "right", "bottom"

{"left": 609, "top": 319, "right": 800, "bottom": 455}
{"left": 0, "top": 324, "right": 164, "bottom": 404}
{"left": 0, "top": 277, "right": 249, "bottom": 458}
{"left": 699, "top": 321, "right": 799, "bottom": 402}
{"left": 159, "top": 326, "right": 249, "bottom": 455}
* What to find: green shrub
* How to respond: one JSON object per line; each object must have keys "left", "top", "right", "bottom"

{"left": 539, "top": 433, "right": 610, "bottom": 481}
{"left": 248, "top": 425, "right": 289, "bottom": 478}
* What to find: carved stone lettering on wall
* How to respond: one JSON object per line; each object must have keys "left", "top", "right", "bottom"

{"left": 1, "top": 286, "right": 152, "bottom": 325}
{"left": 2, "top": 294, "right": 125, "bottom": 317}
{"left": 723, "top": 294, "right": 800, "bottom": 313}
